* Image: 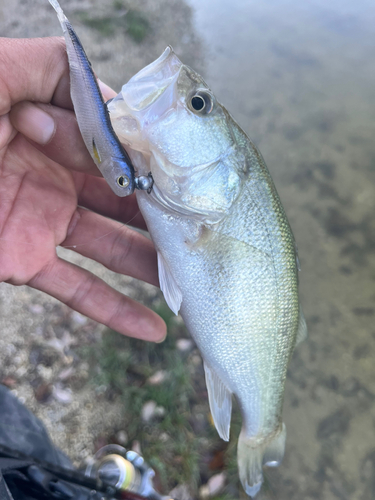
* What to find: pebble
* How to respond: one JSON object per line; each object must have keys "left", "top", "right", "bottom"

{"left": 207, "top": 472, "right": 226, "bottom": 496}
{"left": 141, "top": 400, "right": 166, "bottom": 421}
{"left": 169, "top": 484, "right": 193, "bottom": 500}
{"left": 141, "top": 400, "right": 157, "bottom": 422}
{"left": 116, "top": 430, "right": 128, "bottom": 445}
{"left": 154, "top": 406, "right": 166, "bottom": 418}
{"left": 47, "top": 331, "right": 73, "bottom": 353}
{"left": 15, "top": 366, "right": 27, "bottom": 378}
{"left": 52, "top": 384, "right": 73, "bottom": 404}
{"left": 71, "top": 311, "right": 88, "bottom": 326}
{"left": 176, "top": 338, "right": 194, "bottom": 352}
{"left": 1, "top": 377, "right": 17, "bottom": 388}
{"left": 147, "top": 370, "right": 168, "bottom": 385}
{"left": 199, "top": 473, "right": 226, "bottom": 498}
{"left": 29, "top": 304, "right": 44, "bottom": 314}
{"left": 199, "top": 485, "right": 210, "bottom": 499}
{"left": 37, "top": 365, "right": 53, "bottom": 382}
{"left": 34, "top": 383, "right": 52, "bottom": 403}
{"left": 191, "top": 354, "right": 202, "bottom": 366}
{"left": 58, "top": 366, "right": 75, "bottom": 381}
{"left": 5, "top": 344, "right": 16, "bottom": 356}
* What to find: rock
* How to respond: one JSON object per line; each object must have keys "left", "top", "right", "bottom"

{"left": 154, "top": 406, "right": 166, "bottom": 418}
{"left": 191, "top": 354, "right": 202, "bottom": 366}
{"left": 29, "top": 304, "right": 44, "bottom": 314}
{"left": 199, "top": 485, "right": 210, "bottom": 499}
{"left": 71, "top": 311, "right": 88, "bottom": 326}
{"left": 169, "top": 484, "right": 194, "bottom": 500}
{"left": 1, "top": 376, "right": 17, "bottom": 389}
{"left": 147, "top": 370, "right": 168, "bottom": 385}
{"left": 207, "top": 472, "right": 226, "bottom": 496}
{"left": 47, "top": 331, "right": 73, "bottom": 353}
{"left": 199, "top": 473, "right": 226, "bottom": 498}
{"left": 141, "top": 400, "right": 166, "bottom": 421}
{"left": 34, "top": 383, "right": 53, "bottom": 403}
{"left": 176, "top": 338, "right": 194, "bottom": 351}
{"left": 116, "top": 430, "right": 128, "bottom": 445}
{"left": 141, "top": 400, "right": 157, "bottom": 422}
{"left": 58, "top": 366, "right": 75, "bottom": 381}
{"left": 52, "top": 384, "right": 73, "bottom": 404}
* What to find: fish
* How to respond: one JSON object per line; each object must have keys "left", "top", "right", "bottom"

{"left": 48, "top": 0, "right": 137, "bottom": 196}
{"left": 108, "top": 47, "right": 307, "bottom": 497}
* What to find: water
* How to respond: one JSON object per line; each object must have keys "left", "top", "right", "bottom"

{"left": 185, "top": 0, "right": 375, "bottom": 497}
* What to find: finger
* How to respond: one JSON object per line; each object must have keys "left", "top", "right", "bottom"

{"left": 10, "top": 101, "right": 148, "bottom": 230}
{"left": 28, "top": 257, "right": 166, "bottom": 342}
{"left": 10, "top": 101, "right": 97, "bottom": 174}
{"left": 97, "top": 79, "right": 117, "bottom": 102}
{"left": 0, "top": 113, "right": 17, "bottom": 151}
{"left": 63, "top": 207, "right": 158, "bottom": 287}
{"left": 0, "top": 37, "right": 72, "bottom": 114}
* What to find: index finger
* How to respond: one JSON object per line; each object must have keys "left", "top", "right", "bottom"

{"left": 0, "top": 36, "right": 72, "bottom": 114}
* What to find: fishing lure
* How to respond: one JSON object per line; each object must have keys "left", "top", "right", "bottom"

{"left": 48, "top": 0, "right": 153, "bottom": 196}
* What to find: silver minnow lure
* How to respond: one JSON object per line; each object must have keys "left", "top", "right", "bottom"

{"left": 48, "top": 0, "right": 139, "bottom": 196}
{"left": 108, "top": 48, "right": 307, "bottom": 497}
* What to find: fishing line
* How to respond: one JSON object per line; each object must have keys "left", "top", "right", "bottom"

{"left": 61, "top": 210, "right": 143, "bottom": 250}
{"left": 0, "top": 211, "right": 144, "bottom": 251}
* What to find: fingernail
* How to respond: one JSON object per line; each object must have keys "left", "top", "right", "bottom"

{"left": 16, "top": 103, "right": 55, "bottom": 145}
{"left": 98, "top": 79, "right": 117, "bottom": 102}
{"left": 155, "top": 333, "right": 167, "bottom": 344}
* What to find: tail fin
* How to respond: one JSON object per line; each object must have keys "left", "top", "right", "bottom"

{"left": 237, "top": 423, "right": 286, "bottom": 498}
{"left": 48, "top": 0, "right": 69, "bottom": 29}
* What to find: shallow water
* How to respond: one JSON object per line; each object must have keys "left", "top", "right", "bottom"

{"left": 185, "top": 0, "right": 375, "bottom": 498}
{"left": 1, "top": 0, "right": 375, "bottom": 498}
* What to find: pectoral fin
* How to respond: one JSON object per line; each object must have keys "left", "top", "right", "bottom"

{"left": 157, "top": 252, "right": 183, "bottom": 315}
{"left": 295, "top": 304, "right": 307, "bottom": 346}
{"left": 204, "top": 361, "right": 232, "bottom": 441}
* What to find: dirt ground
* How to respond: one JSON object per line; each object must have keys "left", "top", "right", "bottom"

{"left": 1, "top": 0, "right": 375, "bottom": 499}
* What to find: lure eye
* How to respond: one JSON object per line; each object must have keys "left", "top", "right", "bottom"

{"left": 117, "top": 175, "right": 130, "bottom": 188}
{"left": 189, "top": 90, "right": 214, "bottom": 114}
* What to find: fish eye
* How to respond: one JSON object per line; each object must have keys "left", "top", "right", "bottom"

{"left": 191, "top": 95, "right": 205, "bottom": 111}
{"left": 189, "top": 90, "right": 214, "bottom": 114}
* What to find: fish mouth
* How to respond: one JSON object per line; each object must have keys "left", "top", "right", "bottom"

{"left": 116, "top": 46, "right": 182, "bottom": 113}
{"left": 108, "top": 46, "right": 183, "bottom": 154}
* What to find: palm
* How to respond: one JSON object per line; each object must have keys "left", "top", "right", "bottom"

{"left": 0, "top": 36, "right": 165, "bottom": 341}
{"left": 0, "top": 133, "right": 76, "bottom": 285}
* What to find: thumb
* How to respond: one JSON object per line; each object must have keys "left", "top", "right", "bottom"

{"left": 0, "top": 37, "right": 71, "bottom": 115}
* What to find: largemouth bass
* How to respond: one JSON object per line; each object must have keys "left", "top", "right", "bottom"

{"left": 108, "top": 47, "right": 307, "bottom": 497}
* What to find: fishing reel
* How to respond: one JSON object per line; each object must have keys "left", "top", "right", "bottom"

{"left": 85, "top": 444, "right": 171, "bottom": 500}
{"left": 0, "top": 442, "right": 172, "bottom": 500}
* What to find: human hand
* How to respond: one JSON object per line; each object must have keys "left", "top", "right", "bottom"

{"left": 0, "top": 37, "right": 166, "bottom": 342}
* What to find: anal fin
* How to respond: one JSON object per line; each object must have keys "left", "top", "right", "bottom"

{"left": 157, "top": 252, "right": 182, "bottom": 315}
{"left": 204, "top": 361, "right": 232, "bottom": 441}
